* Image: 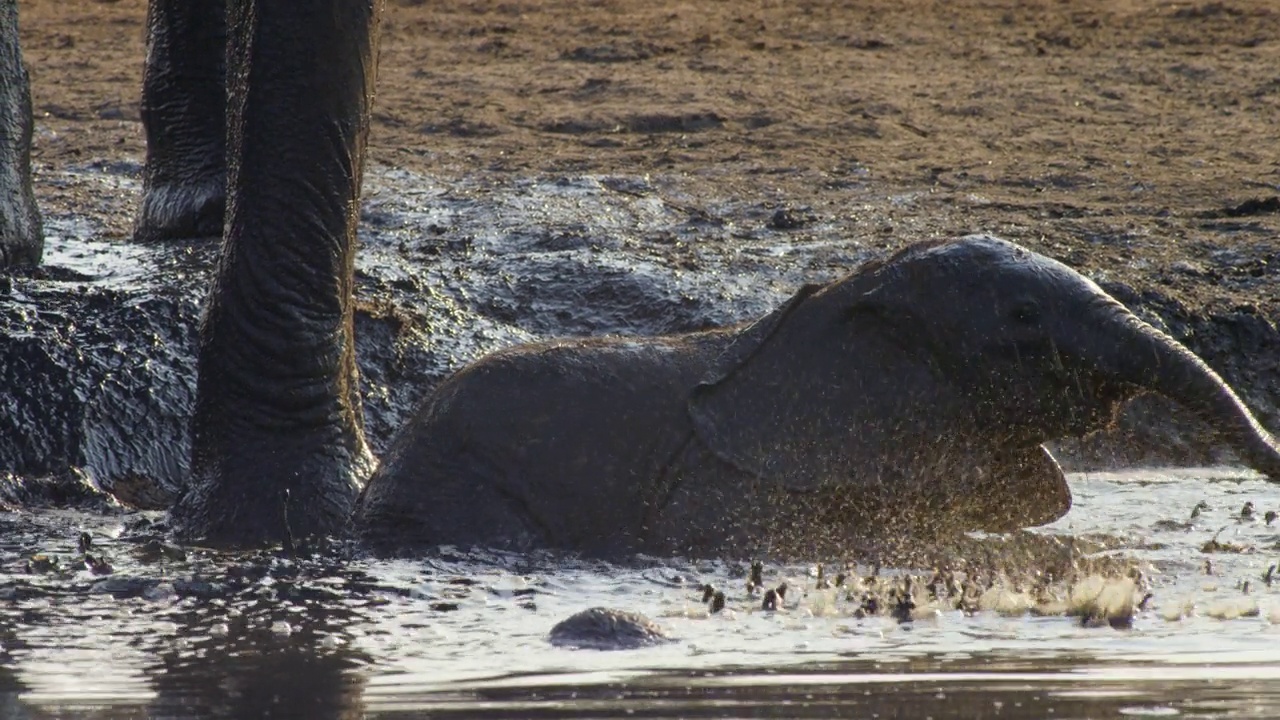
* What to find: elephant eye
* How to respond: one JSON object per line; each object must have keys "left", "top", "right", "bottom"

{"left": 1011, "top": 301, "right": 1041, "bottom": 325}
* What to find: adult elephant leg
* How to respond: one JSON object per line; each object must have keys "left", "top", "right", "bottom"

{"left": 133, "top": 0, "right": 226, "bottom": 242}
{"left": 171, "top": 0, "right": 382, "bottom": 546}
{"left": 959, "top": 446, "right": 1072, "bottom": 533}
{"left": 0, "top": 0, "right": 42, "bottom": 267}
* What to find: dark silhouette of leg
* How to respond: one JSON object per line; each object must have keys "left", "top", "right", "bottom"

{"left": 133, "top": 0, "right": 226, "bottom": 242}
{"left": 173, "top": 0, "right": 382, "bottom": 545}
{"left": 0, "top": 0, "right": 42, "bottom": 267}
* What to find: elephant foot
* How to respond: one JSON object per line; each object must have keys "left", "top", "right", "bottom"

{"left": 0, "top": 128, "right": 43, "bottom": 267}
{"left": 133, "top": 177, "right": 225, "bottom": 242}
{"left": 0, "top": 209, "right": 43, "bottom": 268}
{"left": 172, "top": 438, "right": 374, "bottom": 548}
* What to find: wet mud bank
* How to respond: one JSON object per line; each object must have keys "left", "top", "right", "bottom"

{"left": 2, "top": 163, "right": 1276, "bottom": 507}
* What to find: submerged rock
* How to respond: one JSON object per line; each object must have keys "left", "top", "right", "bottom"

{"left": 548, "top": 607, "right": 672, "bottom": 650}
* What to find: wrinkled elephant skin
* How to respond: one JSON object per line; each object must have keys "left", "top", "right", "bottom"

{"left": 169, "top": 0, "right": 381, "bottom": 545}
{"left": 133, "top": 0, "right": 227, "bottom": 243}
{"left": 0, "top": 0, "right": 42, "bottom": 268}
{"left": 356, "top": 235, "right": 1280, "bottom": 557}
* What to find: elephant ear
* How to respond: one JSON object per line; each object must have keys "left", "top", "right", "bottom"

{"left": 688, "top": 280, "right": 923, "bottom": 492}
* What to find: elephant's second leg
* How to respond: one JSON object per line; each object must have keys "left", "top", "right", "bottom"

{"left": 961, "top": 446, "right": 1072, "bottom": 533}
{"left": 133, "top": 0, "right": 226, "bottom": 242}
{"left": 172, "top": 0, "right": 381, "bottom": 545}
{"left": 0, "top": 0, "right": 42, "bottom": 268}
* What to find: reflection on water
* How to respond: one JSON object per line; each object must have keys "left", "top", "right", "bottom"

{"left": 149, "top": 644, "right": 367, "bottom": 719}
{"left": 11, "top": 653, "right": 1280, "bottom": 718}
{"left": 2, "top": 467, "right": 1279, "bottom": 718}
{"left": 386, "top": 661, "right": 1280, "bottom": 719}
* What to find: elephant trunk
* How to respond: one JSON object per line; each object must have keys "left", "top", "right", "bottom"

{"left": 1111, "top": 312, "right": 1280, "bottom": 480}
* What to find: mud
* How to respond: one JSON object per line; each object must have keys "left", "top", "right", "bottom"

{"left": 3, "top": 0, "right": 1280, "bottom": 504}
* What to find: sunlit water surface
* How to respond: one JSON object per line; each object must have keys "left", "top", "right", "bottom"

{"left": 0, "top": 468, "right": 1277, "bottom": 718}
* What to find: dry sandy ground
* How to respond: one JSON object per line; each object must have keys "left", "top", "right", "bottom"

{"left": 13, "top": 0, "right": 1280, "bottom": 456}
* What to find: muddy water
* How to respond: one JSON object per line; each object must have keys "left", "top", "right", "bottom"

{"left": 0, "top": 468, "right": 1275, "bottom": 718}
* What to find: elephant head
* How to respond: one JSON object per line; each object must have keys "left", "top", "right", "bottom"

{"left": 689, "top": 234, "right": 1280, "bottom": 533}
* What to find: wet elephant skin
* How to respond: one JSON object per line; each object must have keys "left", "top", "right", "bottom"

{"left": 356, "top": 236, "right": 1280, "bottom": 557}
{"left": 169, "top": 0, "right": 381, "bottom": 545}
{"left": 133, "top": 0, "right": 227, "bottom": 243}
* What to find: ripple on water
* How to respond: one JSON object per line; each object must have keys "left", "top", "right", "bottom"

{"left": 0, "top": 468, "right": 1277, "bottom": 716}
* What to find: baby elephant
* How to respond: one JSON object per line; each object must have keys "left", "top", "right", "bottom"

{"left": 356, "top": 235, "right": 1280, "bottom": 557}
